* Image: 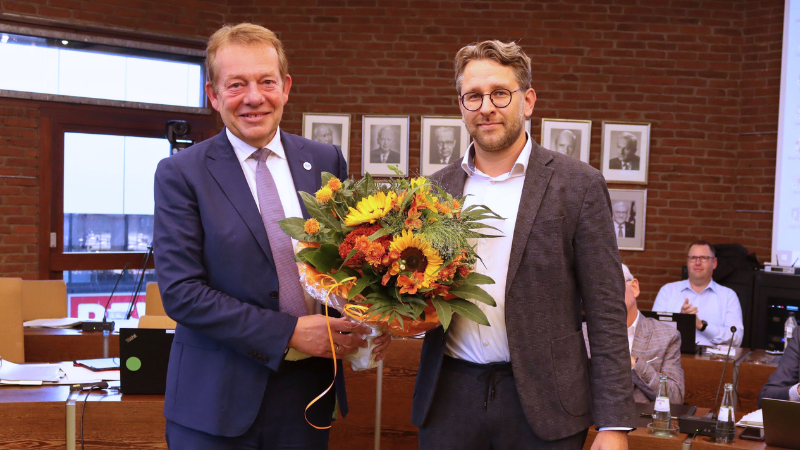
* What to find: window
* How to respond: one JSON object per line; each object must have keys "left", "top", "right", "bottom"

{"left": 40, "top": 104, "right": 218, "bottom": 316}
{"left": 63, "top": 133, "right": 170, "bottom": 253}
{"left": 0, "top": 30, "right": 205, "bottom": 108}
{"left": 64, "top": 269, "right": 156, "bottom": 320}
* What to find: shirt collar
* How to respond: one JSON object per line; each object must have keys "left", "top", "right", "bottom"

{"left": 227, "top": 127, "right": 285, "bottom": 164}
{"left": 680, "top": 278, "right": 717, "bottom": 294}
{"left": 629, "top": 310, "right": 640, "bottom": 333}
{"left": 460, "top": 132, "right": 532, "bottom": 180}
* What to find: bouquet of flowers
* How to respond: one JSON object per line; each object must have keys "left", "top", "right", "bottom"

{"left": 279, "top": 169, "right": 501, "bottom": 369}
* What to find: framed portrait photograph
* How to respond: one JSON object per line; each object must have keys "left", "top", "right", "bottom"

{"left": 302, "top": 113, "right": 351, "bottom": 163}
{"left": 362, "top": 115, "right": 409, "bottom": 177}
{"left": 420, "top": 116, "right": 469, "bottom": 176}
{"left": 608, "top": 188, "right": 647, "bottom": 251}
{"left": 540, "top": 118, "right": 591, "bottom": 163}
{"left": 600, "top": 121, "right": 651, "bottom": 184}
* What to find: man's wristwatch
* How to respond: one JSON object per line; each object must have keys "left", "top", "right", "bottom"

{"left": 700, "top": 320, "right": 708, "bottom": 332}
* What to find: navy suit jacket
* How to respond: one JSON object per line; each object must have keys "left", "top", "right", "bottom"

{"left": 759, "top": 329, "right": 800, "bottom": 407}
{"left": 153, "top": 129, "right": 349, "bottom": 437}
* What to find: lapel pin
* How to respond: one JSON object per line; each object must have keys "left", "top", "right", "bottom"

{"left": 303, "top": 162, "right": 312, "bottom": 171}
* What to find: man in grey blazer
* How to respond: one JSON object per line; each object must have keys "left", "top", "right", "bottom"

{"left": 412, "top": 40, "right": 635, "bottom": 450}
{"left": 584, "top": 264, "right": 685, "bottom": 404}
{"left": 758, "top": 329, "right": 800, "bottom": 406}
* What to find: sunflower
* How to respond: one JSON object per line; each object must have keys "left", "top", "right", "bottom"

{"left": 344, "top": 191, "right": 398, "bottom": 227}
{"left": 389, "top": 229, "right": 443, "bottom": 288}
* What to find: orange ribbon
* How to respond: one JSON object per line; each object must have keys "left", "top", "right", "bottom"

{"left": 304, "top": 274, "right": 356, "bottom": 430}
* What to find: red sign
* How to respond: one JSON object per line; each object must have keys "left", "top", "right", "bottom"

{"left": 68, "top": 294, "right": 145, "bottom": 319}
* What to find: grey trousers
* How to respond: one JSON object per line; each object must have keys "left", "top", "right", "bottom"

{"left": 418, "top": 356, "right": 588, "bottom": 450}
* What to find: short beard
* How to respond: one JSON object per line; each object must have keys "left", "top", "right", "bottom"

{"left": 471, "top": 112, "right": 525, "bottom": 153}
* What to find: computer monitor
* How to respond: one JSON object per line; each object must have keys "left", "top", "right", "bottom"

{"left": 762, "top": 398, "right": 800, "bottom": 449}
{"left": 640, "top": 311, "right": 697, "bottom": 354}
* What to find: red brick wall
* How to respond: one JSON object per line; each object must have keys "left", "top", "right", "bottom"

{"left": 0, "top": 0, "right": 787, "bottom": 303}
{"left": 0, "top": 101, "right": 40, "bottom": 278}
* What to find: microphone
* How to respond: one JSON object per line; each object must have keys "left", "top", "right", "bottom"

{"left": 81, "top": 265, "right": 129, "bottom": 332}
{"left": 711, "top": 326, "right": 737, "bottom": 420}
{"left": 103, "top": 263, "right": 130, "bottom": 322}
{"left": 125, "top": 246, "right": 153, "bottom": 320}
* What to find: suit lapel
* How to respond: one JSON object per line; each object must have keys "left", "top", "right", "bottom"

{"left": 282, "top": 131, "right": 315, "bottom": 219}
{"left": 505, "top": 143, "right": 554, "bottom": 297}
{"left": 206, "top": 130, "right": 275, "bottom": 267}
{"left": 439, "top": 164, "right": 468, "bottom": 200}
{"left": 632, "top": 314, "right": 652, "bottom": 357}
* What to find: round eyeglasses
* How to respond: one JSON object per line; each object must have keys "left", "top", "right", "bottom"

{"left": 460, "top": 88, "right": 523, "bottom": 111}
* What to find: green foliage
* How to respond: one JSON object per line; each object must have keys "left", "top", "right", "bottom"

{"left": 447, "top": 298, "right": 490, "bottom": 326}
{"left": 448, "top": 284, "right": 496, "bottom": 306}
{"left": 286, "top": 171, "right": 505, "bottom": 333}
{"left": 278, "top": 217, "right": 310, "bottom": 241}
{"left": 432, "top": 297, "right": 453, "bottom": 331}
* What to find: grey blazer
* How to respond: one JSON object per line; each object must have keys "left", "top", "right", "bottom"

{"left": 630, "top": 315, "right": 685, "bottom": 404}
{"left": 582, "top": 315, "right": 685, "bottom": 404}
{"left": 411, "top": 141, "right": 636, "bottom": 440}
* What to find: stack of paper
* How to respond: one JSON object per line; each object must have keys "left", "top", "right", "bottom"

{"left": 736, "top": 409, "right": 763, "bottom": 428}
{"left": 23, "top": 318, "right": 82, "bottom": 328}
{"left": 0, "top": 359, "right": 120, "bottom": 385}
{"left": 706, "top": 345, "right": 740, "bottom": 358}
{"left": 0, "top": 359, "right": 62, "bottom": 384}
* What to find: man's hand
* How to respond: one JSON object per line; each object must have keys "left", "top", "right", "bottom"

{"left": 680, "top": 298, "right": 698, "bottom": 315}
{"left": 372, "top": 332, "right": 392, "bottom": 362}
{"left": 591, "top": 430, "right": 628, "bottom": 450}
{"left": 288, "top": 315, "right": 369, "bottom": 358}
{"left": 630, "top": 355, "right": 637, "bottom": 368}
{"left": 681, "top": 299, "right": 702, "bottom": 328}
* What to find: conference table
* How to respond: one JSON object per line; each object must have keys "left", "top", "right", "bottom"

{"left": 10, "top": 330, "right": 787, "bottom": 449}
{"left": 24, "top": 328, "right": 120, "bottom": 363}
{"left": 3, "top": 385, "right": 788, "bottom": 450}
{"left": 23, "top": 329, "right": 762, "bottom": 410}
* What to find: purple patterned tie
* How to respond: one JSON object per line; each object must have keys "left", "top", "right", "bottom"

{"left": 253, "top": 148, "right": 308, "bottom": 317}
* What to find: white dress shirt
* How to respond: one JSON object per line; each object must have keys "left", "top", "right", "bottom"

{"left": 790, "top": 383, "right": 800, "bottom": 402}
{"left": 443, "top": 135, "right": 531, "bottom": 364}
{"left": 227, "top": 127, "right": 317, "bottom": 314}
{"left": 628, "top": 311, "right": 640, "bottom": 353}
{"left": 652, "top": 279, "right": 743, "bottom": 347}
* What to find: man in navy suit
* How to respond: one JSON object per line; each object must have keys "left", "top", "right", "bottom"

{"left": 759, "top": 328, "right": 800, "bottom": 406}
{"left": 153, "top": 23, "right": 389, "bottom": 449}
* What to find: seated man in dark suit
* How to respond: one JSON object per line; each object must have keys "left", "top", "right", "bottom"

{"left": 758, "top": 329, "right": 800, "bottom": 406}
{"left": 584, "top": 264, "right": 684, "bottom": 403}
{"left": 608, "top": 132, "right": 640, "bottom": 170}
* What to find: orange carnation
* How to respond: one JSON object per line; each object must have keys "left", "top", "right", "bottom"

{"left": 327, "top": 177, "right": 342, "bottom": 192}
{"left": 315, "top": 187, "right": 333, "bottom": 203}
{"left": 304, "top": 218, "right": 320, "bottom": 235}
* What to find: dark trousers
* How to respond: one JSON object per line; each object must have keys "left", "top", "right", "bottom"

{"left": 166, "top": 357, "right": 336, "bottom": 450}
{"left": 419, "top": 356, "right": 588, "bottom": 450}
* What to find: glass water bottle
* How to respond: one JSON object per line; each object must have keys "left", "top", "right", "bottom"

{"left": 715, "top": 383, "right": 735, "bottom": 444}
{"left": 652, "top": 373, "right": 671, "bottom": 436}
{"left": 785, "top": 312, "right": 797, "bottom": 351}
